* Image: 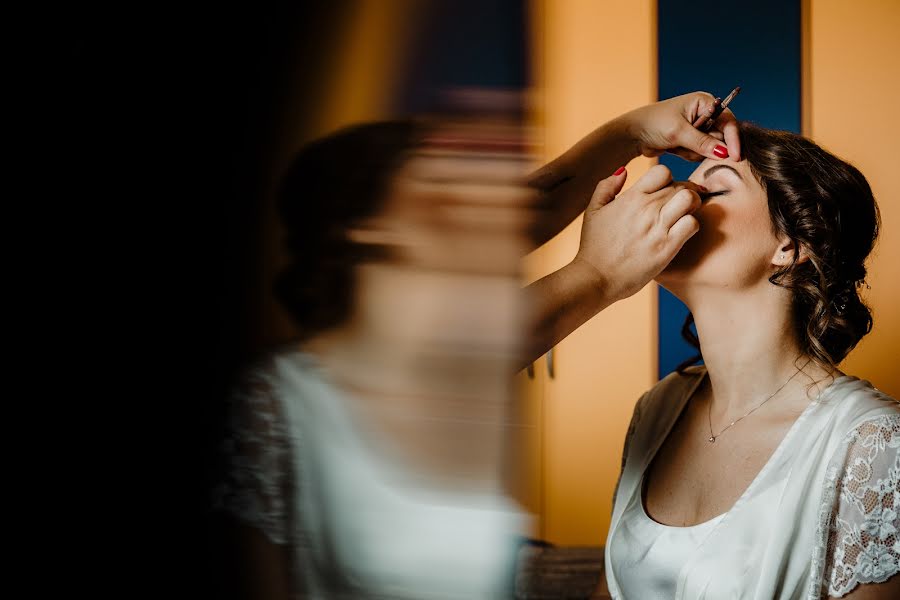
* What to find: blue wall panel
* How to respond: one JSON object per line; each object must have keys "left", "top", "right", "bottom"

{"left": 656, "top": 0, "right": 802, "bottom": 379}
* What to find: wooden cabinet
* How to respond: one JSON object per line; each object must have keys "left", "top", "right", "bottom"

{"left": 508, "top": 0, "right": 658, "bottom": 546}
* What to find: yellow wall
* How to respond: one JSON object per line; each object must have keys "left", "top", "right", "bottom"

{"left": 527, "top": 0, "right": 658, "bottom": 545}
{"left": 808, "top": 0, "right": 900, "bottom": 396}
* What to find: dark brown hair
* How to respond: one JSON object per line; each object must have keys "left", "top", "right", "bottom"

{"left": 274, "top": 121, "right": 422, "bottom": 338}
{"left": 678, "top": 122, "right": 880, "bottom": 374}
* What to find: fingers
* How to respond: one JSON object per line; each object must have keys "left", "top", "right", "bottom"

{"left": 712, "top": 108, "right": 741, "bottom": 161}
{"left": 666, "top": 213, "right": 700, "bottom": 255}
{"left": 676, "top": 180, "right": 708, "bottom": 195}
{"left": 684, "top": 91, "right": 716, "bottom": 121}
{"left": 587, "top": 166, "right": 628, "bottom": 210}
{"left": 673, "top": 92, "right": 736, "bottom": 160}
{"left": 634, "top": 164, "right": 673, "bottom": 193}
{"left": 658, "top": 187, "right": 702, "bottom": 230}
{"left": 678, "top": 123, "right": 730, "bottom": 160}
{"left": 670, "top": 130, "right": 723, "bottom": 162}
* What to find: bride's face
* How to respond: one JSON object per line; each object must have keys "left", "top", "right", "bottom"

{"left": 656, "top": 157, "right": 783, "bottom": 294}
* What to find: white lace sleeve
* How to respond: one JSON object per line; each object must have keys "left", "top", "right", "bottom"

{"left": 821, "top": 414, "right": 900, "bottom": 597}
{"left": 212, "top": 362, "right": 293, "bottom": 545}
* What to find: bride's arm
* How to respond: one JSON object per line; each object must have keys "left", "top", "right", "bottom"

{"left": 820, "top": 414, "right": 900, "bottom": 599}
{"left": 211, "top": 362, "right": 297, "bottom": 599}
{"left": 830, "top": 576, "right": 900, "bottom": 599}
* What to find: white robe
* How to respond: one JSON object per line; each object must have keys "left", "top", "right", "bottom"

{"left": 605, "top": 366, "right": 900, "bottom": 599}
{"left": 214, "top": 351, "right": 528, "bottom": 599}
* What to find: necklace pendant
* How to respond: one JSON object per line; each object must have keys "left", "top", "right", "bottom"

{"left": 708, "top": 436, "right": 716, "bottom": 443}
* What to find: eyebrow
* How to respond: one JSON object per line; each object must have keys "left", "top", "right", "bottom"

{"left": 703, "top": 164, "right": 744, "bottom": 182}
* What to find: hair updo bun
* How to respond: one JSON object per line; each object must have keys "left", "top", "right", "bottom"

{"left": 273, "top": 121, "right": 421, "bottom": 338}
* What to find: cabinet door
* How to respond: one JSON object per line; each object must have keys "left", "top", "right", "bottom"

{"left": 505, "top": 357, "right": 545, "bottom": 537}
{"left": 527, "top": 0, "right": 658, "bottom": 546}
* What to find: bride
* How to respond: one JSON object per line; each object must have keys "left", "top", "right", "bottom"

{"left": 602, "top": 123, "right": 899, "bottom": 599}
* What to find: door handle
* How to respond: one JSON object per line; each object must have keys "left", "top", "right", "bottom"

{"left": 546, "top": 347, "right": 555, "bottom": 379}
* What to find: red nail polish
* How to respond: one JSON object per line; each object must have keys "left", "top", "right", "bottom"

{"left": 614, "top": 166, "right": 626, "bottom": 176}
{"left": 713, "top": 145, "right": 729, "bottom": 158}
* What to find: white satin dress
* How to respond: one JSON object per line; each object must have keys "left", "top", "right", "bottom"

{"left": 605, "top": 366, "right": 900, "bottom": 599}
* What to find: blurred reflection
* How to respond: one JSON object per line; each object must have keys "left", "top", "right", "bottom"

{"left": 213, "top": 91, "right": 538, "bottom": 599}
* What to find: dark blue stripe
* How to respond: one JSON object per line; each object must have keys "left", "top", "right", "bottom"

{"left": 656, "top": 0, "right": 802, "bottom": 379}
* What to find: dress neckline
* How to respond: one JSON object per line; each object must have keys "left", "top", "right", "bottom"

{"left": 637, "top": 367, "right": 858, "bottom": 530}
{"left": 636, "top": 473, "right": 725, "bottom": 530}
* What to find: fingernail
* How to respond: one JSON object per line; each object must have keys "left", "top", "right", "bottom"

{"left": 698, "top": 185, "right": 709, "bottom": 193}
{"left": 713, "top": 145, "right": 729, "bottom": 159}
{"left": 614, "top": 166, "right": 626, "bottom": 176}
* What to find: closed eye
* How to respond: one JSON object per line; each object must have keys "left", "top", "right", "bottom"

{"left": 699, "top": 190, "right": 729, "bottom": 202}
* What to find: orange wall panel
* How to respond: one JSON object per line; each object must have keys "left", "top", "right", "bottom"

{"left": 808, "top": 0, "right": 900, "bottom": 396}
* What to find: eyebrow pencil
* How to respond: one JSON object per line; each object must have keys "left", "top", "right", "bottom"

{"left": 692, "top": 86, "right": 742, "bottom": 132}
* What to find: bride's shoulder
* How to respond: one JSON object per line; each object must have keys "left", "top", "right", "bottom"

{"left": 812, "top": 375, "right": 899, "bottom": 450}
{"left": 817, "top": 374, "right": 899, "bottom": 423}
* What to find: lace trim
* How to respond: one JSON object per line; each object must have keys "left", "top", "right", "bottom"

{"left": 810, "top": 413, "right": 900, "bottom": 598}
{"left": 211, "top": 361, "right": 293, "bottom": 545}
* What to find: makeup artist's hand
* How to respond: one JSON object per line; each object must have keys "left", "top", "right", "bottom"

{"left": 618, "top": 91, "right": 741, "bottom": 162}
{"left": 573, "top": 164, "right": 703, "bottom": 302}
{"left": 520, "top": 164, "right": 704, "bottom": 368}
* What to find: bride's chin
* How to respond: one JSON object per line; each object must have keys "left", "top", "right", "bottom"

{"left": 657, "top": 246, "right": 709, "bottom": 287}
{"left": 655, "top": 263, "right": 691, "bottom": 286}
{"left": 654, "top": 267, "right": 695, "bottom": 301}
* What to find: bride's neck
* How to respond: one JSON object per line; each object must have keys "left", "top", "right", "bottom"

{"left": 686, "top": 285, "right": 823, "bottom": 413}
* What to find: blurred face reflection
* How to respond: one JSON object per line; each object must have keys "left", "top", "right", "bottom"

{"left": 371, "top": 149, "right": 536, "bottom": 275}
{"left": 326, "top": 120, "right": 537, "bottom": 488}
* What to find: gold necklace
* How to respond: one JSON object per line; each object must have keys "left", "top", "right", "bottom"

{"left": 706, "top": 363, "right": 807, "bottom": 443}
